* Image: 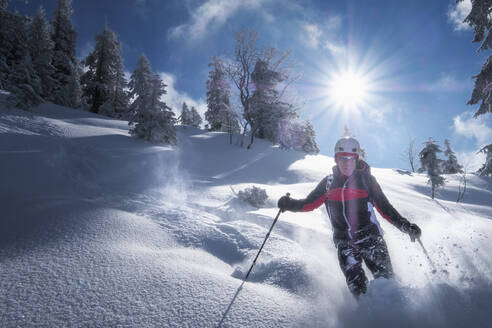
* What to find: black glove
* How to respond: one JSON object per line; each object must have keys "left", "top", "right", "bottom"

{"left": 277, "top": 194, "right": 291, "bottom": 212}
{"left": 408, "top": 223, "right": 421, "bottom": 242}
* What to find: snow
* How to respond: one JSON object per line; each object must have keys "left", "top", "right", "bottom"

{"left": 1, "top": 102, "right": 492, "bottom": 327}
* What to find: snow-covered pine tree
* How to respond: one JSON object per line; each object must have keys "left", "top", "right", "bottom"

{"left": 128, "top": 55, "right": 176, "bottom": 145}
{"left": 128, "top": 54, "right": 152, "bottom": 123}
{"left": 301, "top": 120, "right": 319, "bottom": 155}
{"left": 443, "top": 139, "right": 463, "bottom": 174}
{"left": 459, "top": 0, "right": 492, "bottom": 176}
{"left": 51, "top": 0, "right": 80, "bottom": 108}
{"left": 477, "top": 144, "right": 492, "bottom": 176}
{"left": 190, "top": 106, "right": 202, "bottom": 128}
{"left": 180, "top": 102, "right": 192, "bottom": 125}
{"left": 81, "top": 25, "right": 127, "bottom": 115}
{"left": 0, "top": 2, "right": 11, "bottom": 89}
{"left": 249, "top": 58, "right": 297, "bottom": 148}
{"left": 419, "top": 138, "right": 446, "bottom": 199}
{"left": 0, "top": 5, "right": 43, "bottom": 109}
{"left": 7, "top": 54, "right": 44, "bottom": 109}
{"left": 28, "top": 6, "right": 56, "bottom": 100}
{"left": 205, "top": 56, "right": 239, "bottom": 132}
{"left": 68, "top": 58, "right": 83, "bottom": 108}
{"left": 99, "top": 57, "right": 129, "bottom": 118}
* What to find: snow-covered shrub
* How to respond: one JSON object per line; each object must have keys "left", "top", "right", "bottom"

{"left": 278, "top": 119, "right": 319, "bottom": 155}
{"left": 237, "top": 186, "right": 268, "bottom": 207}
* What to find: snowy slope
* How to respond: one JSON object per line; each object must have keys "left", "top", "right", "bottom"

{"left": 1, "top": 103, "right": 492, "bottom": 328}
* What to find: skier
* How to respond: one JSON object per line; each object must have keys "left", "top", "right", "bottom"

{"left": 277, "top": 136, "right": 422, "bottom": 298}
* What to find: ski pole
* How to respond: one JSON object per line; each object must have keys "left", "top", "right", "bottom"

{"left": 242, "top": 206, "right": 284, "bottom": 282}
{"left": 416, "top": 237, "right": 438, "bottom": 274}
{"left": 217, "top": 196, "right": 287, "bottom": 328}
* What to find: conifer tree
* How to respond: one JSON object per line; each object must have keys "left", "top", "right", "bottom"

{"left": 0, "top": 5, "right": 43, "bottom": 108}
{"left": 68, "top": 58, "right": 83, "bottom": 108}
{"left": 205, "top": 56, "right": 238, "bottom": 131}
{"left": 99, "top": 59, "right": 129, "bottom": 118}
{"left": 0, "top": 2, "right": 11, "bottom": 88}
{"left": 419, "top": 138, "right": 446, "bottom": 199}
{"left": 28, "top": 6, "right": 56, "bottom": 99}
{"left": 81, "top": 25, "right": 127, "bottom": 115}
{"left": 301, "top": 121, "right": 319, "bottom": 155}
{"left": 249, "top": 58, "right": 297, "bottom": 147}
{"left": 190, "top": 106, "right": 202, "bottom": 128}
{"left": 128, "top": 55, "right": 176, "bottom": 145}
{"left": 128, "top": 54, "right": 152, "bottom": 122}
{"left": 180, "top": 102, "right": 192, "bottom": 125}
{"left": 51, "top": 0, "right": 80, "bottom": 107}
{"left": 477, "top": 144, "right": 492, "bottom": 176}
{"left": 443, "top": 139, "right": 463, "bottom": 174}
{"left": 458, "top": 0, "right": 492, "bottom": 175}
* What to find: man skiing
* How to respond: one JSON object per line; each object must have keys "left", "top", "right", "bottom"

{"left": 277, "top": 136, "right": 421, "bottom": 298}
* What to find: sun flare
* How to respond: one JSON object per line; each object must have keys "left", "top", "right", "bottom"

{"left": 329, "top": 71, "right": 370, "bottom": 109}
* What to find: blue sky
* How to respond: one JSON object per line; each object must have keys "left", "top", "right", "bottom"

{"left": 13, "top": 0, "right": 492, "bottom": 169}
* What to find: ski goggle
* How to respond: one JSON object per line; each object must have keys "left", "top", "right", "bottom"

{"left": 336, "top": 153, "right": 358, "bottom": 162}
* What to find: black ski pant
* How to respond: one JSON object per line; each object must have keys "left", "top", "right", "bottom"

{"left": 337, "top": 234, "right": 394, "bottom": 297}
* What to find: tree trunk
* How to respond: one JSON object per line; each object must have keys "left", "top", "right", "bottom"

{"left": 457, "top": 173, "right": 467, "bottom": 203}
{"left": 240, "top": 122, "right": 249, "bottom": 148}
{"left": 247, "top": 125, "right": 257, "bottom": 149}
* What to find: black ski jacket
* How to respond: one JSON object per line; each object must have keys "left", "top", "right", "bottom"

{"left": 286, "top": 160, "right": 411, "bottom": 244}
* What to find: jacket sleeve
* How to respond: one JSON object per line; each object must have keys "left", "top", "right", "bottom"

{"left": 286, "top": 177, "right": 328, "bottom": 212}
{"left": 369, "top": 175, "right": 411, "bottom": 233}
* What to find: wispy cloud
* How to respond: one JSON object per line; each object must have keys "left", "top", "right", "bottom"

{"left": 366, "top": 103, "right": 399, "bottom": 124}
{"left": 456, "top": 150, "right": 487, "bottom": 172}
{"left": 453, "top": 111, "right": 492, "bottom": 146}
{"left": 298, "top": 16, "right": 344, "bottom": 53}
{"left": 169, "top": 0, "right": 268, "bottom": 41}
{"left": 158, "top": 72, "right": 207, "bottom": 119}
{"left": 422, "top": 74, "right": 471, "bottom": 92}
{"left": 301, "top": 23, "right": 322, "bottom": 48}
{"left": 447, "top": 0, "right": 471, "bottom": 31}
{"left": 324, "top": 41, "right": 345, "bottom": 54}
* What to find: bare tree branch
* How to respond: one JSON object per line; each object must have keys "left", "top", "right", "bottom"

{"left": 399, "top": 135, "right": 418, "bottom": 172}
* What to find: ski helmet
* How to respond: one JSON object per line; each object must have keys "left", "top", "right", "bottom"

{"left": 334, "top": 137, "right": 360, "bottom": 160}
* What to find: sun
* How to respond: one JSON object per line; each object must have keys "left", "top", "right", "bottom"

{"left": 328, "top": 70, "right": 370, "bottom": 110}
{"left": 305, "top": 50, "right": 387, "bottom": 125}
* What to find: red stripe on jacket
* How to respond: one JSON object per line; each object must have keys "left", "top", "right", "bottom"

{"left": 302, "top": 194, "right": 326, "bottom": 212}
{"left": 327, "top": 188, "right": 368, "bottom": 201}
{"left": 373, "top": 202, "right": 393, "bottom": 223}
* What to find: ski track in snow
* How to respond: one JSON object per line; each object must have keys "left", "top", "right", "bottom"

{"left": 1, "top": 104, "right": 492, "bottom": 327}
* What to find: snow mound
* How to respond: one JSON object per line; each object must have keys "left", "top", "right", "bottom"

{"left": 232, "top": 256, "right": 311, "bottom": 294}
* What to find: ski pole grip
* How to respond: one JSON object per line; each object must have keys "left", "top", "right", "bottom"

{"left": 286, "top": 192, "right": 290, "bottom": 198}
